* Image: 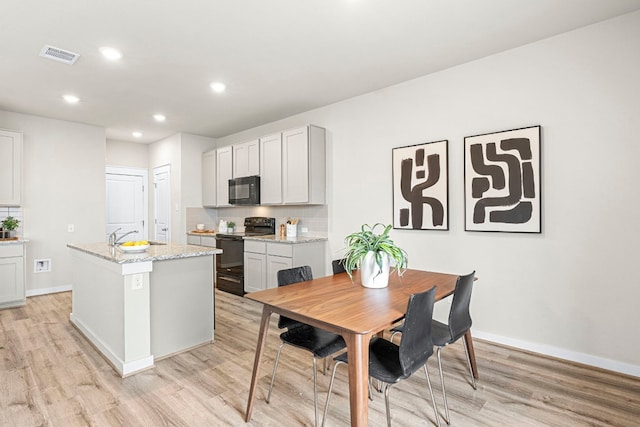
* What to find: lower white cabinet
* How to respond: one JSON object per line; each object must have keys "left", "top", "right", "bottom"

{"left": 186, "top": 234, "right": 217, "bottom": 247}
{"left": 0, "top": 244, "right": 25, "bottom": 309}
{"left": 244, "top": 239, "right": 326, "bottom": 293}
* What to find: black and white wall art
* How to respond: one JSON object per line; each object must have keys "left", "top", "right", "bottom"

{"left": 464, "top": 125, "right": 541, "bottom": 233}
{"left": 393, "top": 140, "right": 448, "bottom": 230}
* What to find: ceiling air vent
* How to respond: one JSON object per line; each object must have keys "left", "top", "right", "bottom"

{"left": 39, "top": 45, "right": 80, "bottom": 65}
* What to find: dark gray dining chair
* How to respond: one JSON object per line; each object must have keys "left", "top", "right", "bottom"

{"left": 391, "top": 270, "right": 476, "bottom": 424}
{"left": 267, "top": 265, "right": 347, "bottom": 427}
{"left": 331, "top": 258, "right": 347, "bottom": 274}
{"left": 322, "top": 286, "right": 441, "bottom": 427}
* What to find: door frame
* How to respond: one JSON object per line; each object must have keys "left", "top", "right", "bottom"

{"left": 153, "top": 164, "right": 171, "bottom": 243}
{"left": 105, "top": 165, "right": 149, "bottom": 240}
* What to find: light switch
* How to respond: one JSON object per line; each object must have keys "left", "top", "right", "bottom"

{"left": 68, "top": 224, "right": 75, "bottom": 232}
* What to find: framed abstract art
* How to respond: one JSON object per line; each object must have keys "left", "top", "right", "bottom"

{"left": 464, "top": 125, "right": 541, "bottom": 233}
{"left": 393, "top": 140, "right": 449, "bottom": 230}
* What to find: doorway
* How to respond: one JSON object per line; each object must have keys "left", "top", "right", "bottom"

{"left": 106, "top": 166, "right": 148, "bottom": 242}
{"left": 153, "top": 165, "right": 171, "bottom": 243}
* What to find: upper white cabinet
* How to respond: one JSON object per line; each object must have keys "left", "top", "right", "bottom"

{"left": 261, "top": 125, "right": 326, "bottom": 205}
{"left": 216, "top": 146, "right": 233, "bottom": 207}
{"left": 0, "top": 129, "right": 23, "bottom": 206}
{"left": 202, "top": 125, "right": 326, "bottom": 208}
{"left": 233, "top": 139, "right": 260, "bottom": 178}
{"left": 259, "top": 133, "right": 283, "bottom": 205}
{"left": 202, "top": 149, "right": 216, "bottom": 208}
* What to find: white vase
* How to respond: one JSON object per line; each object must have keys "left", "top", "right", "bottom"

{"left": 361, "top": 251, "right": 390, "bottom": 288}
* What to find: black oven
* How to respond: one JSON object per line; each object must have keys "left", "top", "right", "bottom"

{"left": 216, "top": 235, "right": 245, "bottom": 295}
{"left": 229, "top": 175, "right": 260, "bottom": 205}
{"left": 215, "top": 217, "right": 275, "bottom": 296}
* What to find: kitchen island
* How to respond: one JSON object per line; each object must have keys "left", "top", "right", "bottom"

{"left": 67, "top": 242, "right": 221, "bottom": 377}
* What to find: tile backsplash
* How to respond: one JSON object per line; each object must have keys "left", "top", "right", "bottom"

{"left": 0, "top": 206, "right": 23, "bottom": 237}
{"left": 186, "top": 205, "right": 328, "bottom": 236}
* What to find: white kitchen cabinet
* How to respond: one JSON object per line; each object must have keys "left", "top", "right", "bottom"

{"left": 244, "top": 240, "right": 267, "bottom": 293}
{"left": 202, "top": 150, "right": 216, "bottom": 207}
{"left": 264, "top": 240, "right": 326, "bottom": 290}
{"left": 216, "top": 146, "right": 233, "bottom": 207}
{"left": 233, "top": 139, "right": 260, "bottom": 178}
{"left": 282, "top": 125, "right": 326, "bottom": 205}
{"left": 0, "top": 244, "right": 25, "bottom": 309}
{"left": 0, "top": 129, "right": 23, "bottom": 206}
{"left": 187, "top": 234, "right": 216, "bottom": 247}
{"left": 259, "top": 132, "right": 283, "bottom": 204}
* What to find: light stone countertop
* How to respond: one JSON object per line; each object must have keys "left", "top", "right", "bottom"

{"left": 186, "top": 231, "right": 327, "bottom": 244}
{"left": 243, "top": 234, "right": 328, "bottom": 244}
{"left": 0, "top": 239, "right": 28, "bottom": 245}
{"left": 67, "top": 242, "right": 221, "bottom": 264}
{"left": 186, "top": 231, "right": 216, "bottom": 236}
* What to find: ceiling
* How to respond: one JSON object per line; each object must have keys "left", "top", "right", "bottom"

{"left": 2, "top": 0, "right": 640, "bottom": 143}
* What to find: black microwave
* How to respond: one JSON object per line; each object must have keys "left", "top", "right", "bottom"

{"left": 229, "top": 175, "right": 260, "bottom": 205}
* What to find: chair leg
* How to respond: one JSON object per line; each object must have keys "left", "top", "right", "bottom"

{"left": 383, "top": 383, "right": 392, "bottom": 427}
{"left": 321, "top": 360, "right": 345, "bottom": 427}
{"left": 313, "top": 357, "right": 319, "bottom": 427}
{"left": 390, "top": 330, "right": 400, "bottom": 344}
{"left": 436, "top": 347, "right": 450, "bottom": 425}
{"left": 424, "top": 363, "right": 442, "bottom": 427}
{"left": 462, "top": 338, "right": 477, "bottom": 390}
{"left": 267, "top": 341, "right": 286, "bottom": 404}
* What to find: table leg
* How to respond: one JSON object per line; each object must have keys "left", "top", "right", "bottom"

{"left": 345, "top": 332, "right": 370, "bottom": 426}
{"left": 463, "top": 330, "right": 478, "bottom": 379}
{"left": 245, "top": 307, "right": 272, "bottom": 422}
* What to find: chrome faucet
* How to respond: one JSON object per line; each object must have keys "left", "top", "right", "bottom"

{"left": 109, "top": 228, "right": 139, "bottom": 246}
{"left": 108, "top": 228, "right": 122, "bottom": 247}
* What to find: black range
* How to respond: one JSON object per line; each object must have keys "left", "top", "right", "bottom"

{"left": 215, "top": 217, "right": 275, "bottom": 296}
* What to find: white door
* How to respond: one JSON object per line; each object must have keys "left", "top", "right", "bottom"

{"left": 154, "top": 165, "right": 171, "bottom": 243}
{"left": 106, "top": 167, "right": 147, "bottom": 242}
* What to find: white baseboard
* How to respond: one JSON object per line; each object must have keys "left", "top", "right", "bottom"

{"left": 473, "top": 330, "right": 640, "bottom": 378}
{"left": 69, "top": 313, "right": 154, "bottom": 377}
{"left": 26, "top": 284, "right": 72, "bottom": 297}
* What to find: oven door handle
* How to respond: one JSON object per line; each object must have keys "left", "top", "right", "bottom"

{"left": 217, "top": 273, "right": 242, "bottom": 283}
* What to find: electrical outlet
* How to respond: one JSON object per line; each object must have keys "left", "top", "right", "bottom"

{"left": 132, "top": 274, "right": 143, "bottom": 290}
{"left": 301, "top": 227, "right": 309, "bottom": 233}
{"left": 34, "top": 259, "right": 52, "bottom": 273}
{"left": 67, "top": 224, "right": 75, "bottom": 232}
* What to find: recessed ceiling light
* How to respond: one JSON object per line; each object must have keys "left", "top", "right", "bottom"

{"left": 63, "top": 94, "right": 79, "bottom": 104}
{"left": 132, "top": 131, "right": 143, "bottom": 138}
{"left": 153, "top": 114, "right": 166, "bottom": 122}
{"left": 210, "top": 82, "right": 226, "bottom": 93}
{"left": 100, "top": 46, "right": 122, "bottom": 61}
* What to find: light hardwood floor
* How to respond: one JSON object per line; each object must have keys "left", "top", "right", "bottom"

{"left": 1, "top": 290, "right": 638, "bottom": 426}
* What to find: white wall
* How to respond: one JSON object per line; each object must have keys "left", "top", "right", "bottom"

{"left": 149, "top": 134, "right": 181, "bottom": 243}
{"left": 216, "top": 12, "right": 640, "bottom": 376}
{"left": 149, "top": 133, "right": 215, "bottom": 243}
{"left": 180, "top": 133, "right": 216, "bottom": 238}
{"left": 106, "top": 139, "right": 149, "bottom": 169}
{"left": 0, "top": 110, "right": 106, "bottom": 294}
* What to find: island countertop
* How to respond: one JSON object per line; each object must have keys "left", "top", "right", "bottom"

{"left": 67, "top": 242, "right": 221, "bottom": 264}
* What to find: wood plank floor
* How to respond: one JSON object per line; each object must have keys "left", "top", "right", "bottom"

{"left": 1, "top": 290, "right": 638, "bottom": 426}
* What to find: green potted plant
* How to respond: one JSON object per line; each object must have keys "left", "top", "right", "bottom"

{"left": 1, "top": 216, "right": 20, "bottom": 239}
{"left": 342, "top": 223, "right": 408, "bottom": 288}
{"left": 227, "top": 221, "right": 236, "bottom": 233}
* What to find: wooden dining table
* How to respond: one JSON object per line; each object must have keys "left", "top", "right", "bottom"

{"left": 244, "top": 268, "right": 478, "bottom": 426}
